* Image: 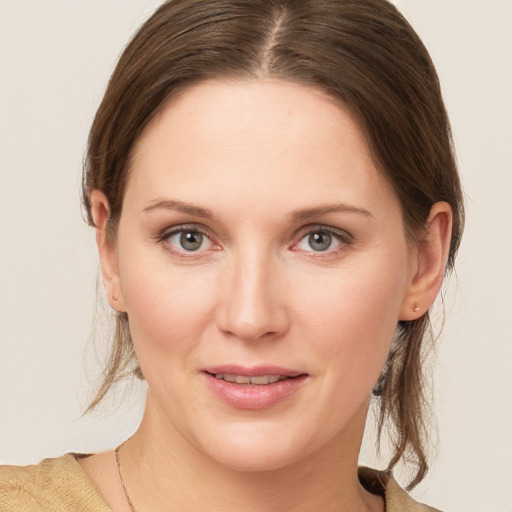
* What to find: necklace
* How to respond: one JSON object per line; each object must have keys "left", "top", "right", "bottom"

{"left": 115, "top": 443, "right": 138, "bottom": 512}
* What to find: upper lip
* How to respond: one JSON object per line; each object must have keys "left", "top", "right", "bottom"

{"left": 202, "top": 365, "right": 305, "bottom": 378}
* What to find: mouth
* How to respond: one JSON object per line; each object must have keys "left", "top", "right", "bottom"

{"left": 202, "top": 365, "right": 308, "bottom": 409}
{"left": 207, "top": 373, "right": 300, "bottom": 386}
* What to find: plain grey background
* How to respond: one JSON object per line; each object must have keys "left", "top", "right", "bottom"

{"left": 1, "top": 1, "right": 511, "bottom": 511}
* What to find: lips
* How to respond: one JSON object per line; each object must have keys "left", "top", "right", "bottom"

{"left": 202, "top": 365, "right": 307, "bottom": 410}
{"left": 212, "top": 373, "right": 290, "bottom": 385}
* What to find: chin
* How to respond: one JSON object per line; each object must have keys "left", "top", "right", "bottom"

{"left": 209, "top": 445, "right": 300, "bottom": 473}
{"left": 193, "top": 421, "right": 319, "bottom": 473}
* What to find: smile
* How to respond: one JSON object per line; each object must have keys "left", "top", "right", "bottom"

{"left": 203, "top": 368, "right": 308, "bottom": 410}
{"left": 213, "top": 373, "right": 290, "bottom": 385}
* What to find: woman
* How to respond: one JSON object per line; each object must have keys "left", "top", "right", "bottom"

{"left": 0, "top": 0, "right": 463, "bottom": 510}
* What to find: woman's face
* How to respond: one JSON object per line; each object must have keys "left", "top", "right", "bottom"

{"left": 105, "top": 79, "right": 419, "bottom": 470}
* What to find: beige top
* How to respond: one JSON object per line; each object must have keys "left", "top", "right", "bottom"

{"left": 0, "top": 454, "right": 441, "bottom": 511}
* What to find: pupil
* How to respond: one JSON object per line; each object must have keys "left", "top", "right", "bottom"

{"left": 180, "top": 231, "right": 203, "bottom": 251}
{"left": 309, "top": 232, "right": 331, "bottom": 251}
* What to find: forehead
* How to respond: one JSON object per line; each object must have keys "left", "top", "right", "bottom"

{"left": 125, "top": 78, "right": 397, "bottom": 218}
{"left": 135, "top": 79, "right": 366, "bottom": 153}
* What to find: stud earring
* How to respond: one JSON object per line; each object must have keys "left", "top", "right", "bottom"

{"left": 413, "top": 303, "right": 420, "bottom": 312}
{"left": 113, "top": 294, "right": 119, "bottom": 301}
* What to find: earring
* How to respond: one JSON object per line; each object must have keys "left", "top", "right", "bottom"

{"left": 113, "top": 295, "right": 119, "bottom": 301}
{"left": 413, "top": 303, "right": 420, "bottom": 312}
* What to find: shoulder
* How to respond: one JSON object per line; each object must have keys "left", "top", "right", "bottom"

{"left": 0, "top": 461, "right": 42, "bottom": 511}
{"left": 358, "top": 467, "right": 443, "bottom": 512}
{"left": 0, "top": 454, "right": 111, "bottom": 512}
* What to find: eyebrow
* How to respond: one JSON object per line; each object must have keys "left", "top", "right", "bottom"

{"left": 142, "top": 199, "right": 213, "bottom": 218}
{"left": 290, "top": 203, "right": 373, "bottom": 221}
{"left": 142, "top": 199, "right": 372, "bottom": 221}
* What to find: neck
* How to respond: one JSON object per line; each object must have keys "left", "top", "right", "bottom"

{"left": 119, "top": 395, "right": 381, "bottom": 512}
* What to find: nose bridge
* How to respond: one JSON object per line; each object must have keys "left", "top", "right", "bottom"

{"left": 217, "top": 243, "right": 287, "bottom": 341}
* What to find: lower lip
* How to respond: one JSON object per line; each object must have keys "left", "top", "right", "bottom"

{"left": 203, "top": 373, "right": 307, "bottom": 410}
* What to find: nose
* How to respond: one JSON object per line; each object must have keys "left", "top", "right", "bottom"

{"left": 215, "top": 248, "right": 290, "bottom": 342}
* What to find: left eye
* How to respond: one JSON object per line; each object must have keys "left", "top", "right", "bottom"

{"left": 166, "top": 229, "right": 212, "bottom": 252}
{"left": 296, "top": 230, "right": 342, "bottom": 252}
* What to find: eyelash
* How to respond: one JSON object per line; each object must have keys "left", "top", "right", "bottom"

{"left": 157, "top": 224, "right": 353, "bottom": 259}
{"left": 291, "top": 225, "right": 354, "bottom": 256}
{"left": 157, "top": 224, "right": 217, "bottom": 259}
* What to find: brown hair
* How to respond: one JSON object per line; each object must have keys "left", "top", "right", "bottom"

{"left": 83, "top": 0, "right": 464, "bottom": 488}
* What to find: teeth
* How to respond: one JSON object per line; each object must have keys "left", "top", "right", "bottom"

{"left": 250, "top": 375, "right": 271, "bottom": 385}
{"left": 214, "top": 373, "right": 286, "bottom": 385}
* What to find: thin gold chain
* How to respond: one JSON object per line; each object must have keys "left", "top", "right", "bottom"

{"left": 115, "top": 443, "right": 138, "bottom": 512}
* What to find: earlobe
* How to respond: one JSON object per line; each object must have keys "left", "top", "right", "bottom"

{"left": 89, "top": 190, "right": 126, "bottom": 313}
{"left": 399, "top": 201, "right": 453, "bottom": 321}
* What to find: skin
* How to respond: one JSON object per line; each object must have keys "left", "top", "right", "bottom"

{"left": 82, "top": 79, "right": 452, "bottom": 512}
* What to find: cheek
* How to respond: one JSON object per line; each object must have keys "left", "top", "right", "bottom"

{"left": 295, "top": 255, "right": 409, "bottom": 382}
{"left": 118, "top": 252, "right": 219, "bottom": 364}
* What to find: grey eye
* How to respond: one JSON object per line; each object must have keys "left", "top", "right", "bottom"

{"left": 167, "top": 229, "right": 210, "bottom": 252}
{"left": 307, "top": 232, "right": 333, "bottom": 251}
{"left": 179, "top": 231, "right": 204, "bottom": 251}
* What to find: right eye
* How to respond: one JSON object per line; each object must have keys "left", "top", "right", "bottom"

{"left": 162, "top": 227, "right": 215, "bottom": 255}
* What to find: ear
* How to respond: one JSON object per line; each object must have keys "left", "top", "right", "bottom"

{"left": 399, "top": 201, "right": 453, "bottom": 321}
{"left": 89, "top": 190, "right": 126, "bottom": 313}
